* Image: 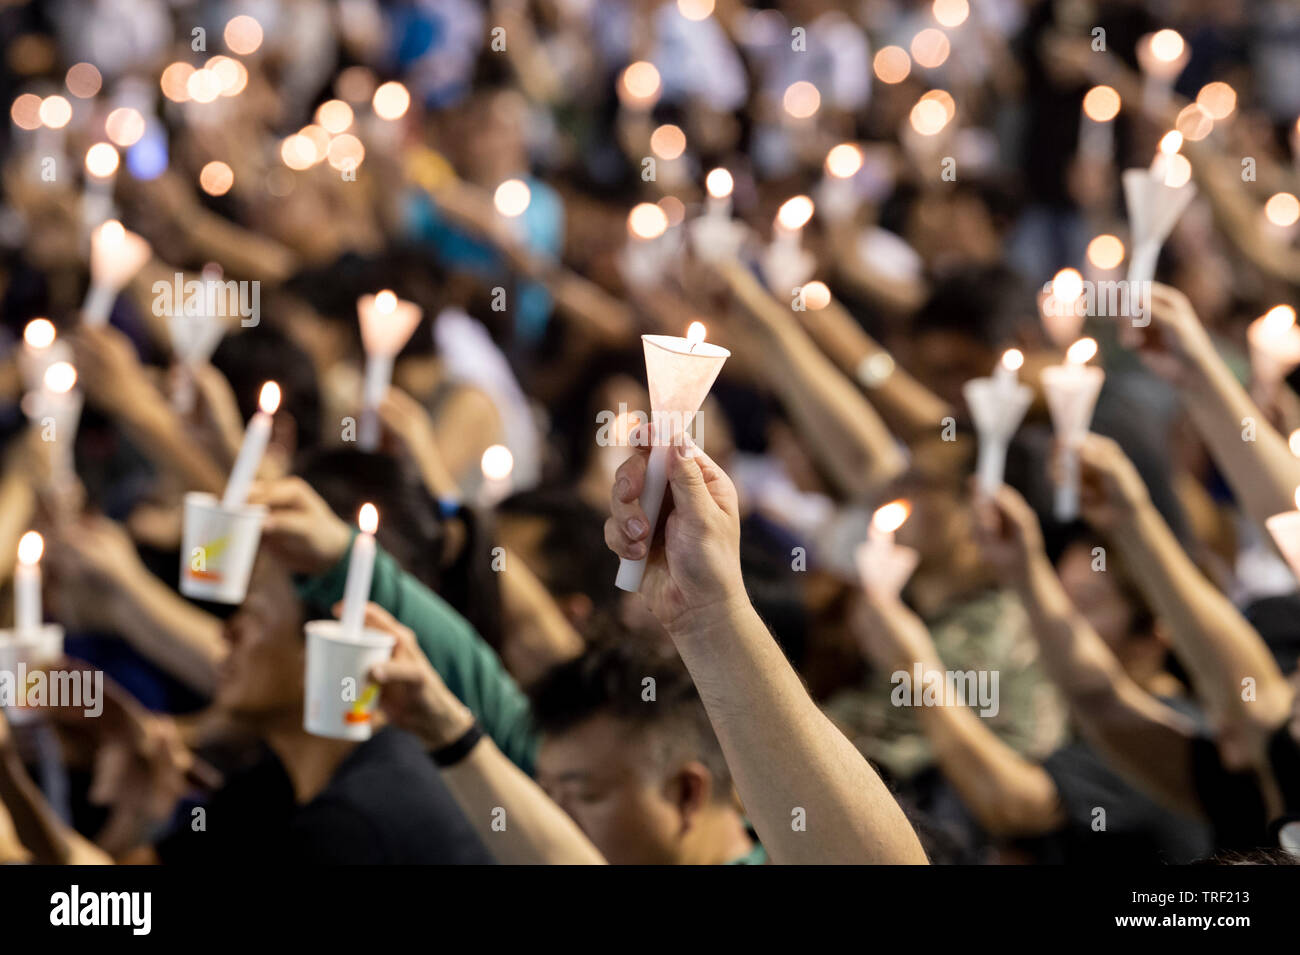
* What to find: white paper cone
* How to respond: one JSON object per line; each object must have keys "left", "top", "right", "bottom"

{"left": 963, "top": 378, "right": 1033, "bottom": 494}
{"left": 1041, "top": 365, "right": 1105, "bottom": 523}
{"left": 1122, "top": 169, "right": 1196, "bottom": 286}
{"left": 615, "top": 334, "right": 730, "bottom": 593}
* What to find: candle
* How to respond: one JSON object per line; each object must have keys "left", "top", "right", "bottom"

{"left": 1041, "top": 267, "right": 1086, "bottom": 346}
{"left": 773, "top": 195, "right": 814, "bottom": 257}
{"left": 82, "top": 142, "right": 119, "bottom": 234}
{"left": 705, "top": 168, "right": 733, "bottom": 220}
{"left": 617, "top": 61, "right": 662, "bottom": 115}
{"left": 964, "top": 349, "right": 1033, "bottom": 495}
{"left": 339, "top": 503, "right": 379, "bottom": 639}
{"left": 40, "top": 361, "right": 81, "bottom": 484}
{"left": 1137, "top": 29, "right": 1188, "bottom": 113}
{"left": 1041, "top": 337, "right": 1105, "bottom": 521}
{"left": 14, "top": 531, "right": 43, "bottom": 636}
{"left": 222, "top": 381, "right": 280, "bottom": 509}
{"left": 20, "top": 318, "right": 62, "bottom": 394}
{"left": 1149, "top": 130, "right": 1183, "bottom": 186}
{"left": 855, "top": 500, "right": 919, "bottom": 599}
{"left": 84, "top": 219, "right": 152, "bottom": 326}
{"left": 356, "top": 290, "right": 423, "bottom": 451}
{"left": 817, "top": 144, "right": 863, "bottom": 225}
{"left": 649, "top": 124, "right": 688, "bottom": 189}
{"left": 1266, "top": 488, "right": 1300, "bottom": 584}
{"left": 690, "top": 170, "right": 745, "bottom": 264}
{"left": 1078, "top": 85, "right": 1120, "bottom": 162}
{"left": 615, "top": 325, "right": 731, "bottom": 592}
{"left": 620, "top": 203, "right": 670, "bottom": 289}
{"left": 480, "top": 444, "right": 515, "bottom": 506}
{"left": 493, "top": 178, "right": 532, "bottom": 243}
{"left": 1247, "top": 305, "right": 1300, "bottom": 400}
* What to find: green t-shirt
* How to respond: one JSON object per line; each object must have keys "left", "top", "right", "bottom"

{"left": 297, "top": 542, "right": 539, "bottom": 774}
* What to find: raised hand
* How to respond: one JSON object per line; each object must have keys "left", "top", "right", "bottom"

{"left": 246, "top": 476, "right": 353, "bottom": 575}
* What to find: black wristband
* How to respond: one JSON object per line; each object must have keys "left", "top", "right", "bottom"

{"left": 431, "top": 720, "right": 485, "bottom": 767}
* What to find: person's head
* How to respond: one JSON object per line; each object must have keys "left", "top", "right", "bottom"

{"left": 212, "top": 324, "right": 323, "bottom": 467}
{"left": 214, "top": 555, "right": 309, "bottom": 724}
{"left": 904, "top": 265, "right": 1037, "bottom": 413}
{"left": 1054, "top": 531, "right": 1165, "bottom": 681}
{"left": 529, "top": 630, "right": 739, "bottom": 864}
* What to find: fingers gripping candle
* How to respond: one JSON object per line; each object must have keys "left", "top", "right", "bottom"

{"left": 615, "top": 324, "right": 730, "bottom": 593}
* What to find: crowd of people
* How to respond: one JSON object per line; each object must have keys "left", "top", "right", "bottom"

{"left": 1, "top": 0, "right": 1299, "bottom": 866}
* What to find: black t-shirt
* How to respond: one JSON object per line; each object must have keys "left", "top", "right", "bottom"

{"left": 1192, "top": 724, "right": 1300, "bottom": 854}
{"left": 157, "top": 727, "right": 495, "bottom": 864}
{"left": 1038, "top": 739, "right": 1213, "bottom": 864}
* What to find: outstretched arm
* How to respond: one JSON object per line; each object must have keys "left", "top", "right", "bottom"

{"left": 604, "top": 433, "right": 928, "bottom": 863}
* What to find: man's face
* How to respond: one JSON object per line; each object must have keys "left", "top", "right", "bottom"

{"left": 536, "top": 715, "right": 687, "bottom": 865}
{"left": 215, "top": 560, "right": 306, "bottom": 720}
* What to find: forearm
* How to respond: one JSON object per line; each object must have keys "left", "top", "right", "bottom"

{"left": 1110, "top": 501, "right": 1293, "bottom": 732}
{"left": 671, "top": 599, "right": 928, "bottom": 864}
{"left": 763, "top": 320, "right": 907, "bottom": 497}
{"left": 499, "top": 550, "right": 584, "bottom": 686}
{"left": 0, "top": 747, "right": 111, "bottom": 864}
{"left": 442, "top": 738, "right": 605, "bottom": 865}
{"left": 918, "top": 699, "right": 1063, "bottom": 837}
{"left": 799, "top": 301, "right": 951, "bottom": 438}
{"left": 113, "top": 570, "right": 226, "bottom": 695}
{"left": 1013, "top": 557, "right": 1202, "bottom": 814}
{"left": 1180, "top": 342, "right": 1300, "bottom": 533}
{"left": 118, "top": 397, "right": 226, "bottom": 495}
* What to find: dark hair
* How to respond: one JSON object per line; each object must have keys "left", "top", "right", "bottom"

{"left": 294, "top": 448, "right": 504, "bottom": 649}
{"left": 528, "top": 626, "right": 732, "bottom": 797}
{"left": 910, "top": 265, "right": 1033, "bottom": 351}
{"left": 1055, "top": 527, "right": 1157, "bottom": 639}
{"left": 212, "top": 325, "right": 322, "bottom": 454}
{"left": 497, "top": 487, "right": 619, "bottom": 619}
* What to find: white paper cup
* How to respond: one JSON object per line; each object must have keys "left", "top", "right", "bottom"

{"left": 0, "top": 624, "right": 65, "bottom": 725}
{"left": 179, "top": 492, "right": 265, "bottom": 604}
{"left": 303, "top": 620, "right": 395, "bottom": 740}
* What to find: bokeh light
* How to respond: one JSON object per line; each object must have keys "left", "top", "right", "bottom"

{"left": 199, "top": 161, "right": 234, "bottom": 196}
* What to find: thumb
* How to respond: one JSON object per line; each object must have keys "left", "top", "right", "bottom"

{"left": 667, "top": 443, "right": 715, "bottom": 521}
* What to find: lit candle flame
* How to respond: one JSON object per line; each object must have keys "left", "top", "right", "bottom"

{"left": 494, "top": 179, "right": 532, "bottom": 218}
{"left": 1066, "top": 338, "right": 1098, "bottom": 365}
{"left": 1149, "top": 29, "right": 1185, "bottom": 64}
{"left": 481, "top": 444, "right": 515, "bottom": 481}
{"left": 628, "top": 203, "right": 669, "bottom": 240}
{"left": 872, "top": 499, "right": 911, "bottom": 535}
{"left": 358, "top": 502, "right": 379, "bottom": 534}
{"left": 17, "top": 530, "right": 43, "bottom": 566}
{"left": 706, "top": 168, "right": 733, "bottom": 199}
{"left": 375, "top": 290, "right": 397, "bottom": 314}
{"left": 24, "top": 319, "right": 55, "bottom": 349}
{"left": 1052, "top": 268, "right": 1084, "bottom": 302}
{"left": 43, "top": 361, "right": 77, "bottom": 394}
{"left": 825, "top": 143, "right": 863, "bottom": 179}
{"left": 1158, "top": 130, "right": 1183, "bottom": 155}
{"left": 1262, "top": 305, "right": 1297, "bottom": 336}
{"left": 258, "top": 381, "right": 281, "bottom": 415}
{"left": 686, "top": 321, "right": 707, "bottom": 345}
{"left": 776, "top": 195, "right": 814, "bottom": 231}
{"left": 1001, "top": 348, "right": 1025, "bottom": 372}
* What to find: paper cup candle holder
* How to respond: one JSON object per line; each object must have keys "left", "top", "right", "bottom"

{"left": 83, "top": 219, "right": 151, "bottom": 327}
{"left": 0, "top": 532, "right": 65, "bottom": 725}
{"left": 614, "top": 324, "right": 731, "bottom": 593}
{"left": 963, "top": 349, "right": 1034, "bottom": 496}
{"left": 1121, "top": 158, "right": 1196, "bottom": 288}
{"left": 304, "top": 503, "right": 395, "bottom": 740}
{"left": 855, "top": 500, "right": 919, "bottom": 600}
{"left": 357, "top": 290, "right": 423, "bottom": 452}
{"left": 1042, "top": 338, "right": 1105, "bottom": 522}
{"left": 179, "top": 381, "right": 279, "bottom": 604}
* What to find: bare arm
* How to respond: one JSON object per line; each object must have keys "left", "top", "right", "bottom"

{"left": 604, "top": 435, "right": 928, "bottom": 863}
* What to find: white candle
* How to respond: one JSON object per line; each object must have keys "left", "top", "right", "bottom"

{"left": 1041, "top": 337, "right": 1105, "bottom": 521}
{"left": 40, "top": 361, "right": 81, "bottom": 484}
{"left": 1137, "top": 30, "right": 1188, "bottom": 114}
{"left": 818, "top": 145, "right": 862, "bottom": 224}
{"left": 14, "top": 531, "right": 43, "bottom": 635}
{"left": 1078, "top": 86, "right": 1120, "bottom": 162}
{"left": 356, "top": 290, "right": 423, "bottom": 451}
{"left": 869, "top": 499, "right": 909, "bottom": 547}
{"left": 222, "top": 381, "right": 280, "bottom": 509}
{"left": 855, "top": 499, "right": 919, "bottom": 599}
{"left": 622, "top": 203, "right": 670, "bottom": 288}
{"left": 773, "top": 195, "right": 814, "bottom": 257}
{"left": 82, "top": 142, "right": 119, "bottom": 234}
{"left": 339, "top": 503, "right": 378, "bottom": 638}
{"left": 84, "top": 219, "right": 152, "bottom": 326}
{"left": 705, "top": 168, "right": 733, "bottom": 220}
